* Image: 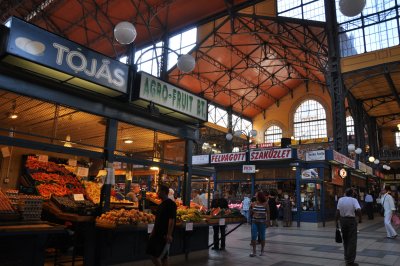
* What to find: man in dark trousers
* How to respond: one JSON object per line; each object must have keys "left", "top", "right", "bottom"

{"left": 211, "top": 191, "right": 228, "bottom": 251}
{"left": 146, "top": 184, "right": 177, "bottom": 266}
{"left": 336, "top": 188, "right": 362, "bottom": 266}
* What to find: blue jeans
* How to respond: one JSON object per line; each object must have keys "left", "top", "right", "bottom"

{"left": 251, "top": 222, "right": 266, "bottom": 241}
{"left": 242, "top": 210, "right": 250, "bottom": 223}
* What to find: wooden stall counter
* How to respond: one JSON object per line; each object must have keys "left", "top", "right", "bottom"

{"left": 94, "top": 221, "right": 209, "bottom": 266}
{"left": 0, "top": 221, "right": 66, "bottom": 266}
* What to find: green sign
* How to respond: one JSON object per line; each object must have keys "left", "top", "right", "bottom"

{"left": 138, "top": 72, "right": 207, "bottom": 121}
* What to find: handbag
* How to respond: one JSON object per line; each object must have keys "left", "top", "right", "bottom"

{"left": 335, "top": 225, "right": 343, "bottom": 243}
{"left": 392, "top": 213, "right": 400, "bottom": 228}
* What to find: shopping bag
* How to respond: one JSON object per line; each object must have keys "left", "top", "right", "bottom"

{"left": 335, "top": 226, "right": 342, "bottom": 243}
{"left": 392, "top": 213, "right": 400, "bottom": 228}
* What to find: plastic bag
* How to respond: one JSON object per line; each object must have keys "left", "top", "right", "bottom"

{"left": 335, "top": 226, "right": 342, "bottom": 243}
{"left": 392, "top": 213, "right": 400, "bottom": 228}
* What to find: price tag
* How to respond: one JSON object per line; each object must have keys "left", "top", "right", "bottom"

{"left": 219, "top": 218, "right": 225, "bottom": 226}
{"left": 113, "top": 162, "right": 121, "bottom": 169}
{"left": 68, "top": 159, "right": 77, "bottom": 166}
{"left": 77, "top": 167, "right": 89, "bottom": 177}
{"left": 185, "top": 222, "right": 193, "bottom": 231}
{"left": 147, "top": 223, "right": 154, "bottom": 234}
{"left": 38, "top": 155, "right": 48, "bottom": 162}
{"left": 73, "top": 194, "right": 85, "bottom": 201}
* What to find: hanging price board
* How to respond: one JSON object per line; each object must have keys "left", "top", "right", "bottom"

{"left": 38, "top": 155, "right": 48, "bottom": 162}
{"left": 77, "top": 167, "right": 89, "bottom": 177}
{"left": 147, "top": 223, "right": 154, "bottom": 234}
{"left": 68, "top": 159, "right": 77, "bottom": 166}
{"left": 73, "top": 194, "right": 85, "bottom": 201}
{"left": 185, "top": 222, "right": 193, "bottom": 231}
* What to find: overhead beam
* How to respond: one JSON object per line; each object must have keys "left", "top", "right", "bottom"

{"left": 237, "top": 16, "right": 324, "bottom": 84}
{"left": 213, "top": 33, "right": 293, "bottom": 94}
{"left": 185, "top": 71, "right": 264, "bottom": 112}
{"left": 198, "top": 42, "right": 278, "bottom": 101}
{"left": 384, "top": 72, "right": 400, "bottom": 108}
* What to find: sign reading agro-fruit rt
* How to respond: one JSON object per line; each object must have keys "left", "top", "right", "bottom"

{"left": 138, "top": 72, "right": 207, "bottom": 121}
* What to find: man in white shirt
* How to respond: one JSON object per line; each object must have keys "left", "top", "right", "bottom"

{"left": 336, "top": 188, "right": 362, "bottom": 266}
{"left": 198, "top": 190, "right": 208, "bottom": 208}
{"left": 382, "top": 186, "right": 397, "bottom": 239}
{"left": 364, "top": 191, "right": 374, "bottom": 220}
{"left": 241, "top": 195, "right": 251, "bottom": 223}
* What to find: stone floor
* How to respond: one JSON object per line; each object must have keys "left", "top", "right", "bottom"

{"left": 46, "top": 215, "right": 400, "bottom": 266}
{"left": 180, "top": 216, "right": 400, "bottom": 266}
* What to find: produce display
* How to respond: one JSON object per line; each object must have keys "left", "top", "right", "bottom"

{"left": 176, "top": 207, "right": 203, "bottom": 223}
{"left": 145, "top": 192, "right": 161, "bottom": 205}
{"left": 51, "top": 195, "right": 96, "bottom": 215}
{"left": 26, "top": 157, "right": 71, "bottom": 175}
{"left": 97, "top": 209, "right": 155, "bottom": 226}
{"left": 83, "top": 181, "right": 102, "bottom": 204}
{"left": 210, "top": 207, "right": 243, "bottom": 217}
{"left": 25, "top": 156, "right": 86, "bottom": 199}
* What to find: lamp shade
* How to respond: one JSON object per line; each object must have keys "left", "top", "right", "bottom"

{"left": 339, "top": 0, "right": 366, "bottom": 17}
{"left": 177, "top": 54, "right": 195, "bottom": 73}
{"left": 226, "top": 133, "right": 233, "bottom": 141}
{"left": 355, "top": 148, "right": 362, "bottom": 154}
{"left": 368, "top": 156, "right": 375, "bottom": 163}
{"left": 114, "top": 22, "right": 137, "bottom": 45}
{"left": 348, "top": 144, "right": 355, "bottom": 152}
{"left": 374, "top": 159, "right": 380, "bottom": 165}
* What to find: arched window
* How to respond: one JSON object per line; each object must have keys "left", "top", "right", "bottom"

{"left": 293, "top": 99, "right": 327, "bottom": 140}
{"left": 396, "top": 132, "right": 400, "bottom": 147}
{"left": 346, "top": 116, "right": 355, "bottom": 136}
{"left": 264, "top": 125, "right": 282, "bottom": 143}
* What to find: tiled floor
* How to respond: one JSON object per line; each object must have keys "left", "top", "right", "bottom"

{"left": 46, "top": 215, "right": 400, "bottom": 266}
{"left": 179, "top": 216, "right": 400, "bottom": 266}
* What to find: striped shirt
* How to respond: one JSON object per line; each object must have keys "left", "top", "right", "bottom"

{"left": 252, "top": 203, "right": 267, "bottom": 223}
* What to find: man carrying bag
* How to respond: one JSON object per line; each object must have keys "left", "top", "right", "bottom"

{"left": 335, "top": 188, "right": 362, "bottom": 266}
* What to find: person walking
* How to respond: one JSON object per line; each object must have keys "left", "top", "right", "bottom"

{"left": 364, "top": 191, "right": 374, "bottom": 220}
{"left": 241, "top": 194, "right": 251, "bottom": 224}
{"left": 382, "top": 185, "right": 398, "bottom": 239}
{"left": 146, "top": 184, "right": 177, "bottom": 266}
{"left": 249, "top": 191, "right": 270, "bottom": 257}
{"left": 335, "top": 188, "right": 362, "bottom": 266}
{"left": 211, "top": 191, "right": 229, "bottom": 250}
{"left": 268, "top": 191, "right": 278, "bottom": 227}
{"left": 281, "top": 193, "right": 292, "bottom": 227}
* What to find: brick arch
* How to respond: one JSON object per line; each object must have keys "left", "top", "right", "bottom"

{"left": 288, "top": 94, "right": 332, "bottom": 138}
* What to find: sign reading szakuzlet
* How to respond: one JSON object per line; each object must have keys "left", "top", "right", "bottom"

{"left": 136, "top": 72, "right": 207, "bottom": 121}
{"left": 210, "top": 152, "right": 246, "bottom": 164}
{"left": 250, "top": 148, "right": 292, "bottom": 161}
{"left": 5, "top": 17, "right": 128, "bottom": 96}
{"left": 332, "top": 150, "right": 355, "bottom": 168}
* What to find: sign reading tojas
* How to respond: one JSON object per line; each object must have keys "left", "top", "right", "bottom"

{"left": 250, "top": 148, "right": 292, "bottom": 161}
{"left": 135, "top": 72, "right": 208, "bottom": 121}
{"left": 5, "top": 17, "right": 128, "bottom": 94}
